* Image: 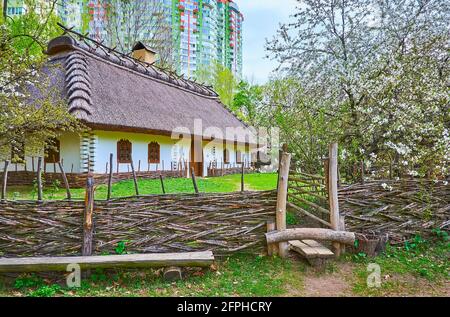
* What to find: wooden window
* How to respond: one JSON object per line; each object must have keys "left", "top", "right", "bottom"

{"left": 148, "top": 142, "right": 160, "bottom": 164}
{"left": 223, "top": 149, "right": 230, "bottom": 164}
{"left": 44, "top": 138, "right": 60, "bottom": 164}
{"left": 236, "top": 150, "right": 243, "bottom": 164}
{"left": 117, "top": 139, "right": 132, "bottom": 163}
{"left": 11, "top": 140, "right": 25, "bottom": 163}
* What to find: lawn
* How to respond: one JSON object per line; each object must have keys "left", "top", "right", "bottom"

{"left": 5, "top": 173, "right": 278, "bottom": 201}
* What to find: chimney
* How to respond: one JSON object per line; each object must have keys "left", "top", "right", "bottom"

{"left": 131, "top": 41, "right": 157, "bottom": 64}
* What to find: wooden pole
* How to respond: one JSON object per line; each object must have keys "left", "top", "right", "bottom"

{"left": 190, "top": 167, "right": 199, "bottom": 194}
{"left": 107, "top": 153, "right": 113, "bottom": 201}
{"left": 37, "top": 157, "right": 43, "bottom": 202}
{"left": 32, "top": 157, "right": 35, "bottom": 172}
{"left": 323, "top": 158, "right": 330, "bottom": 227}
{"left": 241, "top": 162, "right": 245, "bottom": 192}
{"left": 58, "top": 162, "right": 71, "bottom": 201}
{"left": 266, "top": 219, "right": 278, "bottom": 256}
{"left": 130, "top": 160, "right": 139, "bottom": 196}
{"left": 159, "top": 174, "right": 166, "bottom": 194}
{"left": 360, "top": 160, "right": 365, "bottom": 184}
{"left": 82, "top": 174, "right": 95, "bottom": 256}
{"left": 1, "top": 160, "right": 10, "bottom": 202}
{"left": 276, "top": 151, "right": 291, "bottom": 258}
{"left": 329, "top": 143, "right": 341, "bottom": 257}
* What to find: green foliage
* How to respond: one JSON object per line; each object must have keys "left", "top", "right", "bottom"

{"left": 0, "top": 0, "right": 84, "bottom": 158}
{"left": 115, "top": 241, "right": 128, "bottom": 255}
{"left": 232, "top": 81, "right": 264, "bottom": 125}
{"left": 14, "top": 274, "right": 43, "bottom": 289}
{"left": 28, "top": 284, "right": 61, "bottom": 297}
{"left": 196, "top": 61, "right": 238, "bottom": 108}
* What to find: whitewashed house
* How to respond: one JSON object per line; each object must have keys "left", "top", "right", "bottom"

{"left": 2, "top": 35, "right": 255, "bottom": 187}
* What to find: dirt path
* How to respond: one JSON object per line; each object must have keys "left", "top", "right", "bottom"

{"left": 285, "top": 257, "right": 449, "bottom": 297}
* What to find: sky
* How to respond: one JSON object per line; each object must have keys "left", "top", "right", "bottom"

{"left": 235, "top": 0, "right": 298, "bottom": 84}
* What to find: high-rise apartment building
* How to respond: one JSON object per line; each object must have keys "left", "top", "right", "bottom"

{"left": 4, "top": 0, "right": 243, "bottom": 78}
{"left": 168, "top": 0, "right": 243, "bottom": 78}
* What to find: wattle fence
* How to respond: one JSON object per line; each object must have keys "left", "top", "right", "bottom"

{"left": 0, "top": 191, "right": 277, "bottom": 258}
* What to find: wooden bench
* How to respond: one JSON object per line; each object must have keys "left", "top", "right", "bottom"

{"left": 289, "top": 240, "right": 334, "bottom": 267}
{"left": 0, "top": 251, "right": 214, "bottom": 273}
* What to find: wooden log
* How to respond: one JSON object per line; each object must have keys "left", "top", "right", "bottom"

{"left": 191, "top": 167, "right": 199, "bottom": 194}
{"left": 37, "top": 157, "right": 43, "bottom": 202}
{"left": 266, "top": 228, "right": 355, "bottom": 246}
{"left": 107, "top": 153, "right": 113, "bottom": 201}
{"left": 130, "top": 160, "right": 139, "bottom": 196}
{"left": 160, "top": 174, "right": 166, "bottom": 194}
{"left": 1, "top": 160, "right": 10, "bottom": 202}
{"left": 329, "top": 143, "right": 341, "bottom": 256}
{"left": 163, "top": 266, "right": 183, "bottom": 281}
{"left": 0, "top": 252, "right": 215, "bottom": 273}
{"left": 82, "top": 174, "right": 94, "bottom": 256}
{"left": 266, "top": 219, "right": 278, "bottom": 256}
{"left": 276, "top": 151, "right": 291, "bottom": 258}
{"left": 58, "top": 161, "right": 71, "bottom": 201}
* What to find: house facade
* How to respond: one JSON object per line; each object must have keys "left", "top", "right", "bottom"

{"left": 2, "top": 34, "right": 254, "bottom": 187}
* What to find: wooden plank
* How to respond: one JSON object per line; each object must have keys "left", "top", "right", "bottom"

{"left": 302, "top": 240, "right": 334, "bottom": 257}
{"left": 0, "top": 251, "right": 215, "bottom": 273}
{"left": 289, "top": 240, "right": 317, "bottom": 258}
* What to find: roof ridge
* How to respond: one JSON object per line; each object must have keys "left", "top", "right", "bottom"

{"left": 47, "top": 32, "right": 219, "bottom": 99}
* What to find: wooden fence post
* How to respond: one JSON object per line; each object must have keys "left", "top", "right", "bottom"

{"left": 329, "top": 143, "right": 341, "bottom": 257}
{"left": 276, "top": 151, "right": 291, "bottom": 258}
{"left": 159, "top": 174, "right": 166, "bottom": 194}
{"left": 37, "top": 157, "right": 43, "bottom": 202}
{"left": 241, "top": 163, "right": 245, "bottom": 192}
{"left": 1, "top": 160, "right": 10, "bottom": 202}
{"left": 58, "top": 161, "right": 71, "bottom": 201}
{"left": 360, "top": 160, "right": 365, "bottom": 185}
{"left": 82, "top": 174, "right": 95, "bottom": 256}
{"left": 266, "top": 219, "right": 278, "bottom": 256}
{"left": 130, "top": 159, "right": 139, "bottom": 196}
{"left": 107, "top": 153, "right": 113, "bottom": 201}
{"left": 190, "top": 167, "right": 199, "bottom": 194}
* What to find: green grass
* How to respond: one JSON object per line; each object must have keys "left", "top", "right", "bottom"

{"left": 0, "top": 255, "right": 304, "bottom": 297}
{"left": 5, "top": 173, "right": 278, "bottom": 201}
{"left": 349, "top": 235, "right": 450, "bottom": 296}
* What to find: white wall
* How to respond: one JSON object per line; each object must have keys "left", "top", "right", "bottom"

{"left": 0, "top": 132, "right": 81, "bottom": 174}
{"left": 93, "top": 130, "right": 191, "bottom": 174}
{"left": 0, "top": 130, "right": 251, "bottom": 177}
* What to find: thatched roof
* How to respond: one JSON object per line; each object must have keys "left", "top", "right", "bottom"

{"left": 45, "top": 35, "right": 251, "bottom": 142}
